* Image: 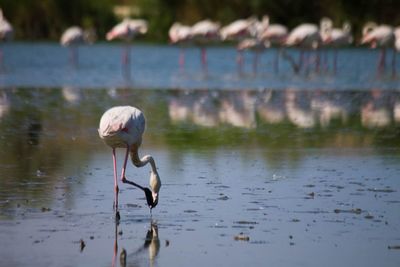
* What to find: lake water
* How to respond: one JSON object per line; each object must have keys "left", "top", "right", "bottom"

{"left": 0, "top": 44, "right": 399, "bottom": 267}
{"left": 1, "top": 42, "right": 400, "bottom": 90}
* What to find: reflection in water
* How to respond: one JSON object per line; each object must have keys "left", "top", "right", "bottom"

{"left": 62, "top": 86, "right": 83, "bottom": 105}
{"left": 0, "top": 90, "right": 10, "bottom": 119}
{"left": 168, "top": 88, "right": 399, "bottom": 129}
{"left": 0, "top": 87, "right": 399, "bottom": 216}
{"left": 113, "top": 221, "right": 160, "bottom": 267}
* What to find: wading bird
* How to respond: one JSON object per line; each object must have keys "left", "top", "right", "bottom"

{"left": 220, "top": 17, "right": 258, "bottom": 73}
{"left": 361, "top": 22, "right": 396, "bottom": 75}
{"left": 106, "top": 18, "right": 148, "bottom": 77}
{"left": 0, "top": 9, "right": 12, "bottom": 41}
{"left": 190, "top": 19, "right": 221, "bottom": 72}
{"left": 285, "top": 23, "right": 322, "bottom": 73}
{"left": 60, "top": 26, "right": 96, "bottom": 66}
{"left": 0, "top": 8, "right": 13, "bottom": 69}
{"left": 168, "top": 22, "right": 193, "bottom": 69}
{"left": 258, "top": 15, "right": 289, "bottom": 73}
{"left": 319, "top": 17, "right": 353, "bottom": 73}
{"left": 98, "top": 106, "right": 161, "bottom": 215}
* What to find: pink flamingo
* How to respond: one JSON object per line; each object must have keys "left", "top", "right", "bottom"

{"left": 220, "top": 17, "right": 258, "bottom": 73}
{"left": 60, "top": 26, "right": 96, "bottom": 66}
{"left": 168, "top": 22, "right": 192, "bottom": 69}
{"left": 285, "top": 23, "right": 322, "bottom": 73}
{"left": 106, "top": 18, "right": 148, "bottom": 76}
{"left": 190, "top": 19, "right": 221, "bottom": 72}
{"left": 237, "top": 38, "right": 264, "bottom": 74}
{"left": 258, "top": 15, "right": 288, "bottom": 73}
{"left": 361, "top": 22, "right": 396, "bottom": 75}
{"left": 98, "top": 106, "right": 161, "bottom": 217}
{"left": 395, "top": 26, "right": 400, "bottom": 51}
{"left": 320, "top": 17, "right": 353, "bottom": 73}
{"left": 0, "top": 8, "right": 13, "bottom": 69}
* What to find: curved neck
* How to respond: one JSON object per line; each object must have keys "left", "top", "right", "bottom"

{"left": 130, "top": 145, "right": 158, "bottom": 173}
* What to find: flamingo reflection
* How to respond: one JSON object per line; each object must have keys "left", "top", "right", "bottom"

{"left": 112, "top": 221, "right": 160, "bottom": 267}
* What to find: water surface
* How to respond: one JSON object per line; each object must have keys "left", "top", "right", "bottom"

{"left": 0, "top": 87, "right": 399, "bottom": 267}
{"left": 1, "top": 43, "right": 400, "bottom": 90}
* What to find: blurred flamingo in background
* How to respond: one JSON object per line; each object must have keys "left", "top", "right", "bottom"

{"left": 284, "top": 22, "right": 322, "bottom": 73}
{"left": 60, "top": 26, "right": 96, "bottom": 66}
{"left": 168, "top": 22, "right": 192, "bottom": 69}
{"left": 106, "top": 18, "right": 148, "bottom": 76}
{"left": 0, "top": 8, "right": 13, "bottom": 70}
{"left": 190, "top": 19, "right": 221, "bottom": 72}
{"left": 98, "top": 106, "right": 161, "bottom": 218}
{"left": 395, "top": 26, "right": 400, "bottom": 51}
{"left": 319, "top": 17, "right": 353, "bottom": 73}
{"left": 237, "top": 38, "right": 264, "bottom": 74}
{"left": 220, "top": 17, "right": 258, "bottom": 73}
{"left": 258, "top": 15, "right": 288, "bottom": 73}
{"left": 361, "top": 22, "right": 396, "bottom": 76}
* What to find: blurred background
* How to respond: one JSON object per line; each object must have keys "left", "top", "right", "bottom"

{"left": 2, "top": 0, "right": 400, "bottom": 42}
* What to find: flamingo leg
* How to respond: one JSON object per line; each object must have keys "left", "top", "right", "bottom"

{"left": 179, "top": 47, "right": 185, "bottom": 70}
{"left": 274, "top": 48, "right": 280, "bottom": 74}
{"left": 253, "top": 50, "right": 259, "bottom": 74}
{"left": 378, "top": 48, "right": 386, "bottom": 73}
{"left": 315, "top": 48, "right": 321, "bottom": 73}
{"left": 201, "top": 47, "right": 208, "bottom": 73}
{"left": 120, "top": 145, "right": 146, "bottom": 188}
{"left": 120, "top": 145, "right": 130, "bottom": 181}
{"left": 112, "top": 148, "right": 119, "bottom": 210}
{"left": 237, "top": 49, "right": 244, "bottom": 75}
{"left": 392, "top": 48, "right": 397, "bottom": 77}
{"left": 72, "top": 46, "right": 79, "bottom": 67}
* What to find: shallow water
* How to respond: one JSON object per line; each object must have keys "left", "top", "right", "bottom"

{"left": 0, "top": 87, "right": 399, "bottom": 267}
{"left": 1, "top": 43, "right": 400, "bottom": 90}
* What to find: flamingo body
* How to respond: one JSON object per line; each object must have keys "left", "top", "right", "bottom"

{"left": 168, "top": 22, "right": 192, "bottom": 44}
{"left": 320, "top": 18, "right": 353, "bottom": 47}
{"left": 106, "top": 18, "right": 148, "bottom": 41}
{"left": 361, "top": 24, "right": 395, "bottom": 48}
{"left": 259, "top": 24, "right": 288, "bottom": 45}
{"left": 60, "top": 26, "right": 85, "bottom": 46}
{"left": 220, "top": 18, "right": 256, "bottom": 41}
{"left": 190, "top": 19, "right": 220, "bottom": 42}
{"left": 99, "top": 106, "right": 145, "bottom": 148}
{"left": 99, "top": 106, "right": 161, "bottom": 212}
{"left": 395, "top": 27, "right": 400, "bottom": 51}
{"left": 286, "top": 23, "right": 321, "bottom": 48}
{"left": 0, "top": 9, "right": 13, "bottom": 42}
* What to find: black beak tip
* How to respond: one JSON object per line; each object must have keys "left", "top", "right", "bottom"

{"left": 143, "top": 188, "right": 155, "bottom": 209}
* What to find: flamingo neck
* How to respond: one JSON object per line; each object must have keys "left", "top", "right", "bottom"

{"left": 146, "top": 155, "right": 158, "bottom": 174}
{"left": 130, "top": 145, "right": 158, "bottom": 173}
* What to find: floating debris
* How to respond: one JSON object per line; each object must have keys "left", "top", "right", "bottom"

{"left": 80, "top": 239, "right": 85, "bottom": 252}
{"left": 234, "top": 221, "right": 258, "bottom": 225}
{"left": 184, "top": 209, "right": 197, "bottom": 213}
{"left": 334, "top": 208, "right": 362, "bottom": 214}
{"left": 165, "top": 240, "right": 170, "bottom": 247}
{"left": 234, "top": 233, "right": 250, "bottom": 241}
{"left": 388, "top": 245, "right": 400, "bottom": 250}
{"left": 218, "top": 195, "right": 229, "bottom": 201}
{"left": 364, "top": 214, "right": 374, "bottom": 220}
{"left": 41, "top": 207, "right": 51, "bottom": 212}
{"left": 368, "top": 188, "right": 396, "bottom": 193}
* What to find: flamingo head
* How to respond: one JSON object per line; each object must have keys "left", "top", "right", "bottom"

{"left": 143, "top": 187, "right": 158, "bottom": 209}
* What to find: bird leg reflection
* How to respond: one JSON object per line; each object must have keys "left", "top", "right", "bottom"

{"left": 111, "top": 221, "right": 160, "bottom": 267}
